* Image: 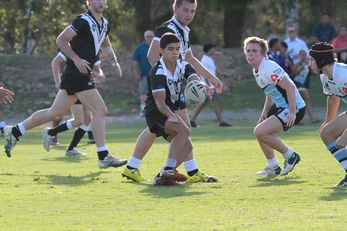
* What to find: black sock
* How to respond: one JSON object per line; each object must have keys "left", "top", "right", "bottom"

{"left": 48, "top": 122, "right": 69, "bottom": 136}
{"left": 97, "top": 150, "right": 109, "bottom": 160}
{"left": 88, "top": 131, "right": 94, "bottom": 140}
{"left": 126, "top": 165, "right": 136, "bottom": 170}
{"left": 164, "top": 166, "right": 174, "bottom": 170}
{"left": 12, "top": 126, "right": 22, "bottom": 140}
{"left": 187, "top": 169, "right": 199, "bottom": 176}
{"left": 0, "top": 127, "right": 4, "bottom": 134}
{"left": 67, "top": 128, "right": 86, "bottom": 150}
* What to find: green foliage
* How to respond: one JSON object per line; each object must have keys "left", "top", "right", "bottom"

{"left": 0, "top": 124, "right": 347, "bottom": 230}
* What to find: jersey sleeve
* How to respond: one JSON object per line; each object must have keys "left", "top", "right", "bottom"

{"left": 132, "top": 45, "right": 141, "bottom": 61}
{"left": 184, "top": 63, "right": 196, "bottom": 80}
{"left": 70, "top": 16, "right": 88, "bottom": 35}
{"left": 320, "top": 75, "right": 332, "bottom": 96}
{"left": 154, "top": 26, "right": 175, "bottom": 41}
{"left": 265, "top": 61, "right": 288, "bottom": 85}
{"left": 150, "top": 73, "right": 167, "bottom": 93}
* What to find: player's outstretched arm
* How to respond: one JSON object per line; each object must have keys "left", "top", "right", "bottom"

{"left": 0, "top": 87, "right": 14, "bottom": 104}
{"left": 147, "top": 39, "right": 161, "bottom": 66}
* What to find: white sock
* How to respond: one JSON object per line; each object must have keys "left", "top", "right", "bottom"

{"left": 140, "top": 104, "right": 145, "bottom": 111}
{"left": 127, "top": 156, "right": 142, "bottom": 169}
{"left": 17, "top": 122, "right": 26, "bottom": 135}
{"left": 267, "top": 157, "right": 279, "bottom": 168}
{"left": 183, "top": 159, "right": 198, "bottom": 172}
{"left": 165, "top": 158, "right": 177, "bottom": 168}
{"left": 96, "top": 145, "right": 107, "bottom": 152}
{"left": 79, "top": 124, "right": 89, "bottom": 131}
{"left": 87, "top": 124, "right": 92, "bottom": 131}
{"left": 66, "top": 119, "right": 74, "bottom": 129}
{"left": 282, "top": 148, "right": 294, "bottom": 159}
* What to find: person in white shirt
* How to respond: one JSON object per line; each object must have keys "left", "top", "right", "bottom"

{"left": 190, "top": 43, "right": 231, "bottom": 127}
{"left": 309, "top": 42, "right": 347, "bottom": 187}
{"left": 284, "top": 25, "right": 309, "bottom": 64}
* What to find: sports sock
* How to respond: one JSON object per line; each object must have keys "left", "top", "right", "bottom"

{"left": 267, "top": 157, "right": 279, "bottom": 168}
{"left": 184, "top": 159, "right": 199, "bottom": 176}
{"left": 48, "top": 121, "right": 70, "bottom": 136}
{"left": 127, "top": 156, "right": 142, "bottom": 169}
{"left": 97, "top": 145, "right": 108, "bottom": 160}
{"left": 12, "top": 125, "right": 23, "bottom": 140}
{"left": 282, "top": 148, "right": 294, "bottom": 159}
{"left": 327, "top": 141, "right": 347, "bottom": 172}
{"left": 67, "top": 127, "right": 86, "bottom": 150}
{"left": 164, "top": 158, "right": 177, "bottom": 169}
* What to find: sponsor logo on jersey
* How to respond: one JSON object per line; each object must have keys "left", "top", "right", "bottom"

{"left": 342, "top": 87, "right": 347, "bottom": 94}
{"left": 271, "top": 74, "right": 279, "bottom": 83}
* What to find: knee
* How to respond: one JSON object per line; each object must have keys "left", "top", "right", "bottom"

{"left": 253, "top": 125, "right": 264, "bottom": 139}
{"left": 320, "top": 126, "right": 332, "bottom": 142}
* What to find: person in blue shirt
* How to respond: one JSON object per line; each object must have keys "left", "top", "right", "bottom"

{"left": 312, "top": 14, "right": 336, "bottom": 43}
{"left": 277, "top": 41, "right": 293, "bottom": 76}
{"left": 267, "top": 38, "right": 280, "bottom": 63}
{"left": 132, "top": 30, "right": 154, "bottom": 117}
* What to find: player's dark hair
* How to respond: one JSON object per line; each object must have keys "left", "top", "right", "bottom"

{"left": 309, "top": 42, "right": 335, "bottom": 69}
{"left": 160, "top": 33, "right": 180, "bottom": 49}
{"left": 173, "top": 0, "right": 197, "bottom": 9}
{"left": 268, "top": 38, "right": 279, "bottom": 49}
{"left": 280, "top": 41, "right": 288, "bottom": 49}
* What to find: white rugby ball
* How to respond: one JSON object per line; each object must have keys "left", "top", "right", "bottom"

{"left": 184, "top": 80, "right": 207, "bottom": 105}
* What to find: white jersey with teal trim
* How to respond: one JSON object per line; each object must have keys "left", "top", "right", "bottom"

{"left": 253, "top": 58, "right": 305, "bottom": 110}
{"left": 320, "top": 62, "right": 347, "bottom": 103}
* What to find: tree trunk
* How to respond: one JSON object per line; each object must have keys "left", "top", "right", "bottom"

{"left": 134, "top": 0, "right": 152, "bottom": 40}
{"left": 223, "top": 5, "right": 246, "bottom": 48}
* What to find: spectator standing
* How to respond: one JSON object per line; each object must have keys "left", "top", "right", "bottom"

{"left": 285, "top": 25, "right": 309, "bottom": 64}
{"left": 311, "top": 14, "right": 336, "bottom": 43}
{"left": 331, "top": 26, "right": 347, "bottom": 63}
{"left": 190, "top": 43, "right": 231, "bottom": 128}
{"left": 132, "top": 30, "right": 154, "bottom": 117}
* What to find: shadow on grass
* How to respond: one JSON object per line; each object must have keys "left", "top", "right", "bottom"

{"left": 251, "top": 176, "right": 306, "bottom": 187}
{"left": 41, "top": 155, "right": 88, "bottom": 163}
{"left": 30, "top": 171, "right": 105, "bottom": 186}
{"left": 319, "top": 187, "right": 347, "bottom": 201}
{"left": 139, "top": 184, "right": 207, "bottom": 198}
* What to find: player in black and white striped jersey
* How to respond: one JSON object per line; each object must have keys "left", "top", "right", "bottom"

{"left": 122, "top": 0, "right": 221, "bottom": 183}
{"left": 3, "top": 0, "right": 127, "bottom": 169}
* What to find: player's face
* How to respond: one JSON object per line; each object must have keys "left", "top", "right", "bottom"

{"left": 175, "top": 1, "right": 197, "bottom": 26}
{"left": 244, "top": 42, "right": 264, "bottom": 68}
{"left": 309, "top": 58, "right": 319, "bottom": 74}
{"left": 161, "top": 43, "right": 180, "bottom": 64}
{"left": 88, "top": 0, "right": 107, "bottom": 13}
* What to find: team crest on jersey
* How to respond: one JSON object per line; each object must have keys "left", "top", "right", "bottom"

{"left": 342, "top": 87, "right": 347, "bottom": 94}
{"left": 271, "top": 74, "right": 279, "bottom": 83}
{"left": 91, "top": 23, "right": 97, "bottom": 32}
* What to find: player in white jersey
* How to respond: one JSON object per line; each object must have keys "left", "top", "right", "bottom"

{"left": 309, "top": 42, "right": 347, "bottom": 186}
{"left": 244, "top": 36, "right": 306, "bottom": 176}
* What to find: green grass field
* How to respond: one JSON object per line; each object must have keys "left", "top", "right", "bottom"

{"left": 0, "top": 122, "right": 346, "bottom": 231}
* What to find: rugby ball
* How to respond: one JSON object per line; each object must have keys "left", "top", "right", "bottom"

{"left": 184, "top": 80, "right": 207, "bottom": 105}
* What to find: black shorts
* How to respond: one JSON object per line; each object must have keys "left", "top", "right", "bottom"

{"left": 268, "top": 104, "right": 306, "bottom": 131}
{"left": 145, "top": 111, "right": 169, "bottom": 140}
{"left": 60, "top": 69, "right": 95, "bottom": 95}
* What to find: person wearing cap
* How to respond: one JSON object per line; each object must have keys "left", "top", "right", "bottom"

{"left": 309, "top": 42, "right": 347, "bottom": 187}
{"left": 190, "top": 43, "right": 231, "bottom": 127}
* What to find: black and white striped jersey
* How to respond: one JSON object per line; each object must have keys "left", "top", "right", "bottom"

{"left": 65, "top": 10, "right": 110, "bottom": 72}
{"left": 145, "top": 58, "right": 196, "bottom": 113}
{"left": 154, "top": 16, "right": 191, "bottom": 60}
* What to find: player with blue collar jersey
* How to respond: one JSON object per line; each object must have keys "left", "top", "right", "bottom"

{"left": 244, "top": 36, "right": 306, "bottom": 177}
{"left": 310, "top": 42, "right": 347, "bottom": 187}
{"left": 253, "top": 58, "right": 305, "bottom": 110}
